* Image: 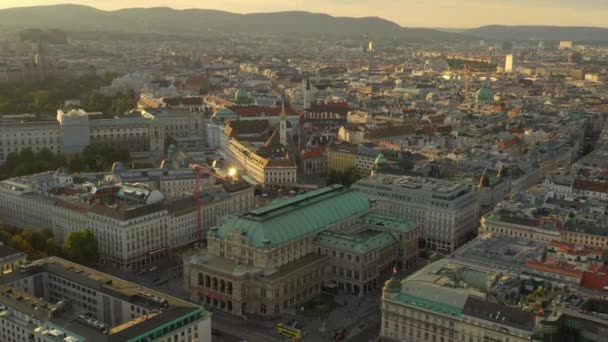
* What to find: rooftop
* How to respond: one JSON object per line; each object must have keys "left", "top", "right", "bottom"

{"left": 0, "top": 257, "right": 207, "bottom": 342}
{"left": 213, "top": 185, "right": 371, "bottom": 249}
{"left": 392, "top": 259, "right": 500, "bottom": 317}
{"left": 463, "top": 297, "right": 535, "bottom": 332}
{"left": 315, "top": 230, "right": 396, "bottom": 255}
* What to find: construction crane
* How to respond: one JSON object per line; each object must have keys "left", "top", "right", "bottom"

{"left": 190, "top": 163, "right": 237, "bottom": 246}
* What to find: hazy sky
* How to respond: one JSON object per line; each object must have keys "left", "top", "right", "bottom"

{"left": 1, "top": 0, "right": 607, "bottom": 28}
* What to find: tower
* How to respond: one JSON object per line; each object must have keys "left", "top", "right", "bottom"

{"left": 280, "top": 95, "right": 287, "bottom": 146}
{"left": 505, "top": 54, "right": 514, "bottom": 73}
{"left": 303, "top": 73, "right": 312, "bottom": 110}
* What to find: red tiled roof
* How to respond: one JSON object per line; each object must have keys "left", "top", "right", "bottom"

{"left": 229, "top": 106, "right": 297, "bottom": 117}
{"left": 266, "top": 159, "right": 296, "bottom": 167}
{"left": 582, "top": 270, "right": 608, "bottom": 290}
{"left": 301, "top": 146, "right": 325, "bottom": 159}
{"left": 525, "top": 259, "right": 584, "bottom": 279}
{"left": 548, "top": 240, "right": 604, "bottom": 257}
{"left": 54, "top": 200, "right": 89, "bottom": 213}
{"left": 163, "top": 97, "right": 203, "bottom": 106}
{"left": 573, "top": 179, "right": 608, "bottom": 194}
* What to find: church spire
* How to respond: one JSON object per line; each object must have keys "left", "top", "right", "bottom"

{"left": 280, "top": 93, "right": 287, "bottom": 146}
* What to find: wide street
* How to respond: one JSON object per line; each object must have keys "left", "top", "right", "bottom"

{"left": 99, "top": 256, "right": 426, "bottom": 342}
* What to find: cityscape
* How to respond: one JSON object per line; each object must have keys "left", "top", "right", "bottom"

{"left": 0, "top": 1, "right": 608, "bottom": 342}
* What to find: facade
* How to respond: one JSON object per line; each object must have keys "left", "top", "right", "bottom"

{"left": 184, "top": 185, "right": 419, "bottom": 316}
{"left": 327, "top": 143, "right": 357, "bottom": 173}
{"left": 0, "top": 257, "right": 211, "bottom": 342}
{"left": 0, "top": 170, "right": 255, "bottom": 270}
{"left": 0, "top": 244, "right": 27, "bottom": 274}
{"left": 505, "top": 54, "right": 514, "bottom": 73}
{"left": 354, "top": 175, "right": 479, "bottom": 252}
{"left": 225, "top": 139, "right": 297, "bottom": 187}
{"left": 300, "top": 146, "right": 327, "bottom": 176}
{"left": 480, "top": 210, "right": 562, "bottom": 243}
{"left": 380, "top": 259, "right": 535, "bottom": 342}
{"left": 0, "top": 119, "right": 61, "bottom": 164}
{"left": 0, "top": 108, "right": 208, "bottom": 165}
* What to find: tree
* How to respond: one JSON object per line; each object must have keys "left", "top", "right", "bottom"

{"left": 9, "top": 235, "right": 32, "bottom": 254}
{"left": 45, "top": 238, "right": 62, "bottom": 257}
{"left": 63, "top": 230, "right": 99, "bottom": 266}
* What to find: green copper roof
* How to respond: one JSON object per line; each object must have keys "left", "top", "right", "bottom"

{"left": 315, "top": 230, "right": 396, "bottom": 254}
{"left": 396, "top": 293, "right": 463, "bottom": 317}
{"left": 474, "top": 87, "right": 494, "bottom": 102}
{"left": 214, "top": 108, "right": 237, "bottom": 118}
{"left": 374, "top": 152, "right": 389, "bottom": 166}
{"left": 384, "top": 277, "right": 401, "bottom": 294}
{"left": 362, "top": 213, "right": 417, "bottom": 234}
{"left": 215, "top": 185, "right": 372, "bottom": 248}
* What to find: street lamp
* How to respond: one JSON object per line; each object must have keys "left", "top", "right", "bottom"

{"left": 228, "top": 167, "right": 237, "bottom": 178}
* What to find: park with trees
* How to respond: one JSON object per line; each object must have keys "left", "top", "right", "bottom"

{"left": 0, "top": 73, "right": 138, "bottom": 116}
{"left": 0, "top": 225, "right": 99, "bottom": 266}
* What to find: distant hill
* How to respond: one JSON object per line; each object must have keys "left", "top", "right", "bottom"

{"left": 0, "top": 4, "right": 461, "bottom": 40}
{"left": 467, "top": 25, "right": 608, "bottom": 42}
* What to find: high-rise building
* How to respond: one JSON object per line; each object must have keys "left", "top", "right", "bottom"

{"left": 505, "top": 54, "right": 514, "bottom": 73}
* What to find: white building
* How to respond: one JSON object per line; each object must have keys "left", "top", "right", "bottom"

{"left": 505, "top": 54, "right": 514, "bottom": 73}
{"left": 0, "top": 170, "right": 255, "bottom": 270}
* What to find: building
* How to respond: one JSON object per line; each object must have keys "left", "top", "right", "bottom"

{"left": 225, "top": 138, "right": 297, "bottom": 187}
{"left": 505, "top": 54, "right": 514, "bottom": 73}
{"left": 0, "top": 257, "right": 211, "bottom": 342}
{"left": 1, "top": 108, "right": 208, "bottom": 165}
{"left": 561, "top": 220, "right": 608, "bottom": 249}
{"left": 183, "top": 185, "right": 419, "bottom": 316}
{"left": 0, "top": 117, "right": 61, "bottom": 163}
{"left": 480, "top": 209, "right": 562, "bottom": 243}
{"left": 0, "top": 170, "right": 255, "bottom": 270}
{"left": 0, "top": 244, "right": 27, "bottom": 274}
{"left": 559, "top": 41, "right": 573, "bottom": 50}
{"left": 354, "top": 175, "right": 479, "bottom": 252}
{"left": 300, "top": 146, "right": 327, "bottom": 176}
{"left": 327, "top": 143, "right": 357, "bottom": 173}
{"left": 534, "top": 305, "right": 608, "bottom": 342}
{"left": 380, "top": 259, "right": 535, "bottom": 342}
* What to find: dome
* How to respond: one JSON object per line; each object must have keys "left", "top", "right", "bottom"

{"left": 383, "top": 276, "right": 401, "bottom": 294}
{"left": 234, "top": 89, "right": 252, "bottom": 105}
{"left": 474, "top": 87, "right": 494, "bottom": 103}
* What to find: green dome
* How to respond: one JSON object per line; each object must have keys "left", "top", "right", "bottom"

{"left": 474, "top": 87, "right": 494, "bottom": 103}
{"left": 235, "top": 89, "right": 252, "bottom": 105}
{"left": 383, "top": 276, "right": 401, "bottom": 294}
{"left": 374, "top": 152, "right": 389, "bottom": 167}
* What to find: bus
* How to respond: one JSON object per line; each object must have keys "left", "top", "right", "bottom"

{"left": 276, "top": 323, "right": 302, "bottom": 340}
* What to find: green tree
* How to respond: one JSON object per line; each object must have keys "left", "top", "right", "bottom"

{"left": 9, "top": 235, "right": 32, "bottom": 254}
{"left": 63, "top": 230, "right": 99, "bottom": 266}
{"left": 45, "top": 238, "right": 62, "bottom": 256}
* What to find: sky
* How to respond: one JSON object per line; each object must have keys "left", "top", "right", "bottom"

{"left": 1, "top": 0, "right": 607, "bottom": 28}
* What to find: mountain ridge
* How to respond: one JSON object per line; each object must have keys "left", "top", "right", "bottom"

{"left": 467, "top": 25, "right": 608, "bottom": 41}
{"left": 0, "top": 4, "right": 456, "bottom": 40}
